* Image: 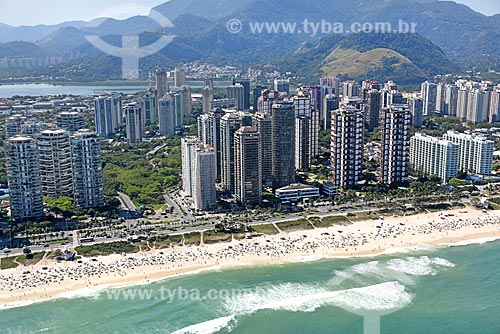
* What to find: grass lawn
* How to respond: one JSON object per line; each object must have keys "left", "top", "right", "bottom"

{"left": 152, "top": 235, "right": 183, "bottom": 248}
{"left": 203, "top": 231, "right": 232, "bottom": 244}
{"left": 276, "top": 218, "right": 314, "bottom": 232}
{"left": 76, "top": 241, "right": 139, "bottom": 257}
{"left": 183, "top": 232, "right": 201, "bottom": 246}
{"left": 1, "top": 252, "right": 47, "bottom": 269}
{"left": 488, "top": 201, "right": 500, "bottom": 210}
{"left": 1, "top": 256, "right": 19, "bottom": 269}
{"left": 249, "top": 224, "right": 279, "bottom": 235}
{"left": 149, "top": 218, "right": 179, "bottom": 225}
{"left": 489, "top": 197, "right": 500, "bottom": 205}
{"left": 314, "top": 215, "right": 350, "bottom": 228}
{"left": 17, "top": 252, "right": 46, "bottom": 266}
{"left": 43, "top": 238, "right": 73, "bottom": 245}
{"left": 422, "top": 203, "right": 452, "bottom": 212}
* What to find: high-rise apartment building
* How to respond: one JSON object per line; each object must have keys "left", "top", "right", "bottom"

{"left": 364, "top": 90, "right": 381, "bottom": 131}
{"left": 192, "top": 145, "right": 216, "bottom": 211}
{"left": 274, "top": 78, "right": 290, "bottom": 95}
{"left": 234, "top": 127, "right": 262, "bottom": 205}
{"left": 408, "top": 96, "right": 423, "bottom": 127}
{"left": 409, "top": 133, "right": 458, "bottom": 183}
{"left": 198, "top": 108, "right": 225, "bottom": 182}
{"left": 37, "top": 129, "right": 74, "bottom": 198}
{"left": 202, "top": 85, "right": 214, "bottom": 114}
{"left": 320, "top": 77, "right": 341, "bottom": 96}
{"left": 233, "top": 77, "right": 251, "bottom": 110}
{"left": 181, "top": 137, "right": 216, "bottom": 210}
{"left": 174, "top": 67, "right": 186, "bottom": 88}
{"left": 258, "top": 89, "right": 281, "bottom": 114}
{"left": 56, "top": 111, "right": 85, "bottom": 132}
{"left": 444, "top": 84, "right": 458, "bottom": 116}
{"left": 155, "top": 68, "right": 168, "bottom": 99}
{"left": 5, "top": 115, "right": 26, "bottom": 138}
{"left": 442, "top": 130, "right": 494, "bottom": 176}
{"left": 94, "top": 94, "right": 122, "bottom": 137}
{"left": 467, "top": 90, "right": 489, "bottom": 123}
{"left": 322, "top": 94, "right": 339, "bottom": 130}
{"left": 343, "top": 81, "right": 361, "bottom": 98}
{"left": 125, "top": 103, "right": 143, "bottom": 144}
{"left": 421, "top": 81, "right": 437, "bottom": 115}
{"left": 271, "top": 102, "right": 296, "bottom": 189}
{"left": 71, "top": 131, "right": 104, "bottom": 208}
{"left": 436, "top": 82, "right": 446, "bottom": 114}
{"left": 330, "top": 107, "right": 363, "bottom": 189}
{"left": 179, "top": 85, "right": 192, "bottom": 118}
{"left": 220, "top": 111, "right": 252, "bottom": 192}
{"left": 489, "top": 90, "right": 500, "bottom": 122}
{"left": 293, "top": 92, "right": 319, "bottom": 171}
{"left": 252, "top": 111, "right": 273, "bottom": 187}
{"left": 142, "top": 91, "right": 157, "bottom": 126}
{"left": 181, "top": 137, "right": 198, "bottom": 197}
{"left": 6, "top": 136, "right": 44, "bottom": 221}
{"left": 457, "top": 88, "right": 469, "bottom": 119}
{"left": 378, "top": 105, "right": 411, "bottom": 184}
{"left": 158, "top": 95, "right": 176, "bottom": 136}
{"left": 227, "top": 84, "right": 246, "bottom": 110}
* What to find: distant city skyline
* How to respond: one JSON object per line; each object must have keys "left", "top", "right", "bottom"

{"left": 0, "top": 0, "right": 498, "bottom": 27}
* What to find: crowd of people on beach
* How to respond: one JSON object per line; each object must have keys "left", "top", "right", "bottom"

{"left": 1, "top": 212, "right": 499, "bottom": 301}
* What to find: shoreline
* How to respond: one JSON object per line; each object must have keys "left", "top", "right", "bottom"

{"left": 1, "top": 206, "right": 500, "bottom": 310}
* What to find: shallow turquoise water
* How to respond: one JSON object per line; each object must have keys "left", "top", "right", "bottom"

{"left": 1, "top": 240, "right": 500, "bottom": 334}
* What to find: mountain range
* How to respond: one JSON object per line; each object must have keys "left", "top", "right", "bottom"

{"left": 0, "top": 0, "right": 498, "bottom": 82}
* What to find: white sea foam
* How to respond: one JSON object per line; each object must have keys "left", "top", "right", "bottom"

{"left": 171, "top": 316, "right": 236, "bottom": 334}
{"left": 444, "top": 237, "right": 500, "bottom": 247}
{"left": 223, "top": 281, "right": 412, "bottom": 315}
{"left": 56, "top": 284, "right": 111, "bottom": 300}
{"left": 380, "top": 244, "right": 437, "bottom": 255}
{"left": 330, "top": 256, "right": 455, "bottom": 287}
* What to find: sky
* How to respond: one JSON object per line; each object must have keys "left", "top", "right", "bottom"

{"left": 0, "top": 0, "right": 498, "bottom": 26}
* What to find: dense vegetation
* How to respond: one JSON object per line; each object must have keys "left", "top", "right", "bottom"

{"left": 273, "top": 32, "right": 459, "bottom": 84}
{"left": 2, "top": 0, "right": 499, "bottom": 81}
{"left": 102, "top": 139, "right": 182, "bottom": 205}
{"left": 75, "top": 241, "right": 139, "bottom": 257}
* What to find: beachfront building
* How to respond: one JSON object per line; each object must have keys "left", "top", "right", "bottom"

{"left": 198, "top": 108, "right": 225, "bottom": 182}
{"left": 293, "top": 91, "right": 319, "bottom": 171}
{"left": 409, "top": 133, "right": 458, "bottom": 183}
{"left": 6, "top": 136, "right": 44, "bottom": 221}
{"left": 330, "top": 107, "right": 364, "bottom": 189}
{"left": 275, "top": 183, "right": 320, "bottom": 204}
{"left": 271, "top": 102, "right": 296, "bottom": 189}
{"left": 37, "top": 129, "right": 74, "bottom": 198}
{"left": 220, "top": 111, "right": 252, "bottom": 193}
{"left": 378, "top": 105, "right": 411, "bottom": 185}
{"left": 71, "top": 131, "right": 104, "bottom": 208}
{"left": 442, "top": 130, "right": 494, "bottom": 176}
{"left": 181, "top": 137, "right": 216, "bottom": 210}
{"left": 234, "top": 127, "right": 262, "bottom": 205}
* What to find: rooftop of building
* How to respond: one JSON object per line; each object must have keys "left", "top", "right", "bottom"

{"left": 276, "top": 183, "right": 319, "bottom": 192}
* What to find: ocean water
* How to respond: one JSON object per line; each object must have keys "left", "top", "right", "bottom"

{"left": 1, "top": 239, "right": 500, "bottom": 334}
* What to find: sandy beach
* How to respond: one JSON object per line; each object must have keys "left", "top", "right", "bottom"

{"left": 1, "top": 206, "right": 500, "bottom": 309}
